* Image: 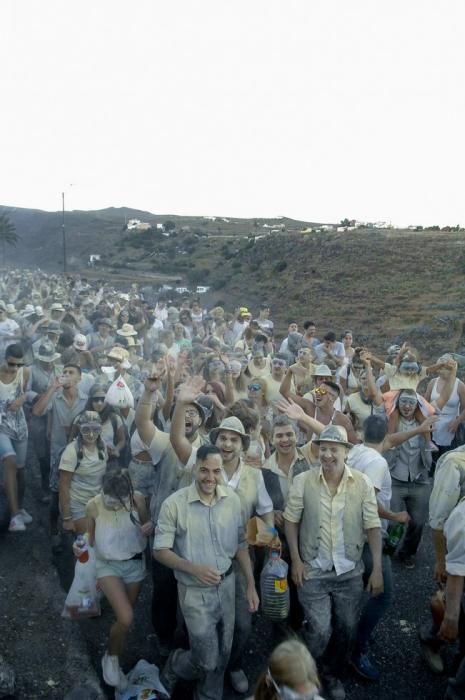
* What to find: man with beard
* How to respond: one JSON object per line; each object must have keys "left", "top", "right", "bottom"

{"left": 154, "top": 444, "right": 259, "bottom": 700}
{"left": 170, "top": 377, "right": 273, "bottom": 696}
{"left": 261, "top": 414, "right": 313, "bottom": 630}
{"left": 134, "top": 375, "right": 209, "bottom": 655}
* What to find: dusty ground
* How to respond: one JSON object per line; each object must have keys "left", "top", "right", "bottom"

{"left": 0, "top": 459, "right": 457, "bottom": 699}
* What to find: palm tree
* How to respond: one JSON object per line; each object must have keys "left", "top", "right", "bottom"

{"left": 0, "top": 213, "right": 19, "bottom": 268}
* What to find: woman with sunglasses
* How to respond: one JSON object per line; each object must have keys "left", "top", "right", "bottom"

{"left": 83, "top": 469, "right": 152, "bottom": 691}
{"left": 59, "top": 411, "right": 108, "bottom": 535}
{"left": 1, "top": 344, "right": 30, "bottom": 532}
{"left": 76, "top": 384, "right": 127, "bottom": 467}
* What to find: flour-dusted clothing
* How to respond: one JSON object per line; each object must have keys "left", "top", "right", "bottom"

{"left": 0, "top": 367, "right": 27, "bottom": 441}
{"left": 431, "top": 377, "right": 461, "bottom": 447}
{"left": 87, "top": 493, "right": 146, "bottom": 561}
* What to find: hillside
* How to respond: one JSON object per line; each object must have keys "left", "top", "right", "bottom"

{"left": 1, "top": 204, "right": 464, "bottom": 359}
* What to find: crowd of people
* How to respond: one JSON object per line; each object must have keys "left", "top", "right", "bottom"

{"left": 1, "top": 269, "right": 465, "bottom": 700}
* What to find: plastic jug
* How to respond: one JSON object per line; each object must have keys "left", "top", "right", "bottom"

{"left": 260, "top": 544, "right": 290, "bottom": 621}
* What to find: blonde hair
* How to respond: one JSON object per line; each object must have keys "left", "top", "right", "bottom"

{"left": 253, "top": 639, "right": 320, "bottom": 700}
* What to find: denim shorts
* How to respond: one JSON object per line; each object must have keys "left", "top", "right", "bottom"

{"left": 96, "top": 556, "right": 146, "bottom": 584}
{"left": 0, "top": 433, "right": 28, "bottom": 469}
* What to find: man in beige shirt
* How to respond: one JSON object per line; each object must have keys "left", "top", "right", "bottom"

{"left": 154, "top": 443, "right": 258, "bottom": 700}
{"left": 284, "top": 425, "right": 382, "bottom": 700}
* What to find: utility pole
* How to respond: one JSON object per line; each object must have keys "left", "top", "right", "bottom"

{"left": 62, "top": 191, "right": 67, "bottom": 274}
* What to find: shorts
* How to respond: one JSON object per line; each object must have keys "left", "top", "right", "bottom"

{"left": 0, "top": 434, "right": 28, "bottom": 469}
{"left": 128, "top": 458, "right": 154, "bottom": 498}
{"left": 69, "top": 500, "right": 88, "bottom": 521}
{"left": 96, "top": 556, "right": 146, "bottom": 584}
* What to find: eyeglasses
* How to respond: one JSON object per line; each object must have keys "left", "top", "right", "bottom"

{"left": 7, "top": 361, "right": 24, "bottom": 368}
{"left": 248, "top": 383, "right": 262, "bottom": 392}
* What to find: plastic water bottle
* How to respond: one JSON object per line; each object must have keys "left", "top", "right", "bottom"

{"left": 260, "top": 540, "right": 290, "bottom": 622}
{"left": 75, "top": 534, "right": 89, "bottom": 563}
{"left": 383, "top": 522, "right": 405, "bottom": 556}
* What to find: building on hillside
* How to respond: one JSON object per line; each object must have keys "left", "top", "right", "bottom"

{"left": 176, "top": 286, "right": 189, "bottom": 294}
{"left": 300, "top": 227, "right": 313, "bottom": 234}
{"left": 88, "top": 254, "right": 101, "bottom": 266}
{"left": 156, "top": 223, "right": 165, "bottom": 231}
{"left": 196, "top": 286, "right": 210, "bottom": 294}
{"left": 127, "top": 218, "right": 151, "bottom": 231}
{"left": 321, "top": 225, "right": 334, "bottom": 231}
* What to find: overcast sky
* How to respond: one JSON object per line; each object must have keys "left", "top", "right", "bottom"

{"left": 1, "top": 0, "right": 464, "bottom": 226}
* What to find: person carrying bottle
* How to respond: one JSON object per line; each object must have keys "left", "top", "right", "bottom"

{"left": 80, "top": 469, "right": 153, "bottom": 691}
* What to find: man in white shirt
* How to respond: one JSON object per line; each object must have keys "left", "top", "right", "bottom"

{"left": 347, "top": 415, "right": 410, "bottom": 682}
{"left": 313, "top": 332, "right": 346, "bottom": 369}
{"left": 438, "top": 497, "right": 465, "bottom": 699}
{"left": 0, "top": 302, "right": 20, "bottom": 361}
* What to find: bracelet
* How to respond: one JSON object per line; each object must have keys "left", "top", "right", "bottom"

{"left": 62, "top": 515, "right": 73, "bottom": 521}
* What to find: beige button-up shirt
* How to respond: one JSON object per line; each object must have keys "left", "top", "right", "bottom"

{"left": 154, "top": 482, "right": 247, "bottom": 587}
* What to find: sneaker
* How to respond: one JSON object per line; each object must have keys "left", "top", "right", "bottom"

{"left": 324, "top": 676, "right": 346, "bottom": 700}
{"left": 398, "top": 554, "right": 415, "bottom": 569}
{"left": 419, "top": 640, "right": 444, "bottom": 674}
{"left": 160, "top": 649, "right": 183, "bottom": 695}
{"left": 229, "top": 669, "right": 249, "bottom": 694}
{"left": 19, "top": 508, "right": 33, "bottom": 524}
{"left": 351, "top": 653, "right": 380, "bottom": 682}
{"left": 8, "top": 514, "right": 26, "bottom": 532}
{"left": 101, "top": 653, "right": 120, "bottom": 687}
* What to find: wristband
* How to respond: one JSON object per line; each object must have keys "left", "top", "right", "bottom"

{"left": 62, "top": 515, "right": 73, "bottom": 521}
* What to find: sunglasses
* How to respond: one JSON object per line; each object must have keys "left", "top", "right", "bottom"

{"left": 80, "top": 424, "right": 101, "bottom": 433}
{"left": 92, "top": 397, "right": 106, "bottom": 403}
{"left": 398, "top": 398, "right": 418, "bottom": 407}
{"left": 248, "top": 383, "right": 262, "bottom": 391}
{"left": 7, "top": 361, "right": 24, "bottom": 368}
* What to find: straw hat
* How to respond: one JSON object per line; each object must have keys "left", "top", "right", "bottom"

{"left": 117, "top": 323, "right": 137, "bottom": 337}
{"left": 35, "top": 342, "right": 61, "bottom": 363}
{"left": 209, "top": 416, "right": 250, "bottom": 451}
{"left": 313, "top": 425, "right": 352, "bottom": 448}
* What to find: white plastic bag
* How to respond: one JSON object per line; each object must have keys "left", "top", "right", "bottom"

{"left": 105, "top": 376, "right": 134, "bottom": 409}
{"left": 62, "top": 546, "right": 101, "bottom": 619}
{"left": 116, "top": 660, "right": 169, "bottom": 700}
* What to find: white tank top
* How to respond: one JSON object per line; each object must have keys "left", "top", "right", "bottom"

{"left": 431, "top": 377, "right": 460, "bottom": 446}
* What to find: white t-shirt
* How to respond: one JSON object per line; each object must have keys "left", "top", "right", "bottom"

{"left": 0, "top": 318, "right": 20, "bottom": 359}
{"left": 347, "top": 443, "right": 391, "bottom": 534}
